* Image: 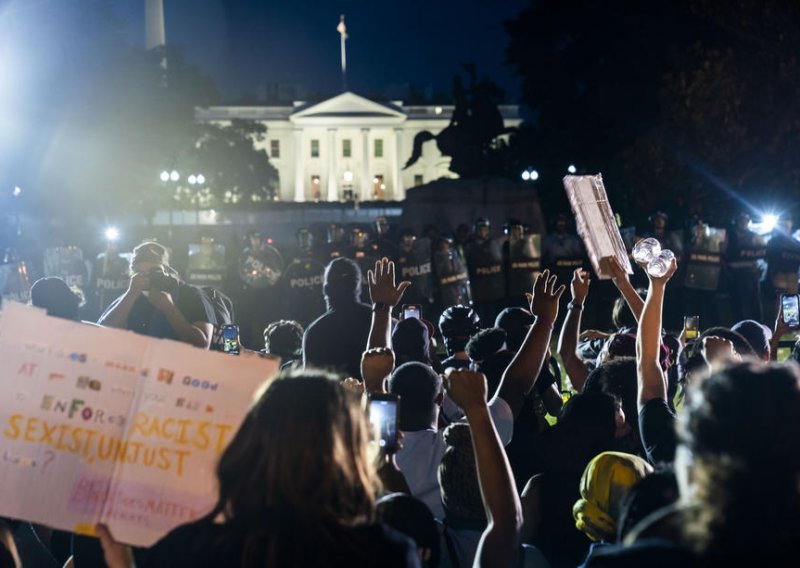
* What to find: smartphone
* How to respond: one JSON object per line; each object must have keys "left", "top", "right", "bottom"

{"left": 222, "top": 324, "right": 240, "bottom": 355}
{"left": 402, "top": 304, "right": 421, "bottom": 320}
{"left": 781, "top": 294, "right": 800, "bottom": 328}
{"left": 683, "top": 315, "right": 700, "bottom": 340}
{"left": 368, "top": 393, "right": 400, "bottom": 454}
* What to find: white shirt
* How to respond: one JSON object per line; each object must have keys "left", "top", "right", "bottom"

{"left": 395, "top": 396, "right": 514, "bottom": 520}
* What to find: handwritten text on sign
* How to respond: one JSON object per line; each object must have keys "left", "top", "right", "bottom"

{"left": 0, "top": 302, "right": 278, "bottom": 546}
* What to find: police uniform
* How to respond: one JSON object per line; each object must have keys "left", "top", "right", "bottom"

{"left": 396, "top": 238, "right": 435, "bottom": 307}
{"left": 92, "top": 251, "right": 130, "bottom": 319}
{"left": 542, "top": 232, "right": 585, "bottom": 291}
{"left": 466, "top": 235, "right": 505, "bottom": 326}
{"left": 505, "top": 232, "right": 543, "bottom": 301}
{"left": 724, "top": 226, "right": 766, "bottom": 323}
{"left": 433, "top": 240, "right": 472, "bottom": 311}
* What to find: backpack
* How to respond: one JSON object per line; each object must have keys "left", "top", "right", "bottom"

{"left": 201, "top": 286, "right": 235, "bottom": 351}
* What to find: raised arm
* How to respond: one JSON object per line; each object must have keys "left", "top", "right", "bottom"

{"left": 557, "top": 268, "right": 590, "bottom": 391}
{"left": 497, "top": 269, "right": 565, "bottom": 418}
{"left": 447, "top": 369, "right": 522, "bottom": 568}
{"left": 366, "top": 257, "right": 410, "bottom": 349}
{"left": 635, "top": 258, "right": 676, "bottom": 411}
{"left": 603, "top": 256, "right": 644, "bottom": 322}
{"left": 97, "top": 272, "right": 148, "bottom": 328}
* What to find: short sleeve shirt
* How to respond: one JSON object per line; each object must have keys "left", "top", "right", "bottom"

{"left": 102, "top": 283, "right": 216, "bottom": 342}
{"left": 395, "top": 396, "right": 514, "bottom": 520}
{"left": 639, "top": 398, "right": 678, "bottom": 464}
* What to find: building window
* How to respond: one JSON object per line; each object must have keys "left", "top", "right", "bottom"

{"left": 414, "top": 174, "right": 424, "bottom": 187}
{"left": 311, "top": 175, "right": 321, "bottom": 200}
{"left": 270, "top": 140, "right": 280, "bottom": 158}
{"left": 374, "top": 139, "right": 384, "bottom": 158}
{"left": 373, "top": 174, "right": 385, "bottom": 200}
{"left": 311, "top": 139, "right": 320, "bottom": 158}
{"left": 342, "top": 139, "right": 351, "bottom": 158}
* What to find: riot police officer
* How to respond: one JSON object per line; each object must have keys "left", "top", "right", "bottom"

{"left": 724, "top": 212, "right": 766, "bottom": 323}
{"left": 186, "top": 231, "right": 228, "bottom": 290}
{"left": 347, "top": 227, "right": 380, "bottom": 303}
{"left": 683, "top": 218, "right": 725, "bottom": 327}
{"left": 766, "top": 217, "right": 800, "bottom": 320}
{"left": 542, "top": 213, "right": 585, "bottom": 288}
{"left": 280, "top": 228, "right": 326, "bottom": 326}
{"left": 236, "top": 230, "right": 285, "bottom": 348}
{"left": 314, "top": 223, "right": 348, "bottom": 263}
{"left": 465, "top": 218, "right": 505, "bottom": 326}
{"left": 503, "top": 219, "right": 542, "bottom": 304}
{"left": 433, "top": 236, "right": 472, "bottom": 311}
{"left": 395, "top": 227, "right": 435, "bottom": 309}
{"left": 373, "top": 215, "right": 397, "bottom": 261}
{"left": 92, "top": 238, "right": 130, "bottom": 319}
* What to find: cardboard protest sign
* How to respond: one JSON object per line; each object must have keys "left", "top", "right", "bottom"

{"left": 0, "top": 301, "right": 278, "bottom": 546}
{"left": 563, "top": 174, "right": 632, "bottom": 280}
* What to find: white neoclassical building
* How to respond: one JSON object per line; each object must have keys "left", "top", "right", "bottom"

{"left": 196, "top": 91, "right": 521, "bottom": 202}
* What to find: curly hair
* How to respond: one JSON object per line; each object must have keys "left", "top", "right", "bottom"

{"left": 679, "top": 362, "right": 800, "bottom": 560}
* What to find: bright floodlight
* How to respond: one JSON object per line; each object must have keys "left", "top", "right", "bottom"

{"left": 160, "top": 171, "right": 170, "bottom": 182}
{"left": 188, "top": 174, "right": 197, "bottom": 185}
{"left": 762, "top": 213, "right": 779, "bottom": 232}
{"left": 170, "top": 170, "right": 180, "bottom": 182}
{"left": 530, "top": 170, "right": 540, "bottom": 181}
{"left": 12, "top": 186, "right": 21, "bottom": 196}
{"left": 521, "top": 170, "right": 531, "bottom": 181}
{"left": 567, "top": 164, "right": 577, "bottom": 174}
{"left": 196, "top": 174, "right": 205, "bottom": 184}
{"left": 105, "top": 227, "right": 120, "bottom": 241}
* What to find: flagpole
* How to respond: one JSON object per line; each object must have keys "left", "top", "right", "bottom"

{"left": 338, "top": 14, "right": 347, "bottom": 92}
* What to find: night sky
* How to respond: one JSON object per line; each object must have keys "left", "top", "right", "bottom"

{"left": 111, "top": 0, "right": 530, "bottom": 102}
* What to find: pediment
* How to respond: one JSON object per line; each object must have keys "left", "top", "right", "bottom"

{"left": 290, "top": 92, "right": 406, "bottom": 124}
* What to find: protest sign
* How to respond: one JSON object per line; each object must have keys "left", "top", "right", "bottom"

{"left": 0, "top": 301, "right": 278, "bottom": 546}
{"left": 563, "top": 174, "right": 632, "bottom": 279}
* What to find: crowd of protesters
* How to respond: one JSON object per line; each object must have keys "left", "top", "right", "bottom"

{"left": 1, "top": 207, "right": 799, "bottom": 567}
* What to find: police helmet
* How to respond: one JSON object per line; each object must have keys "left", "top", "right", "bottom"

{"left": 503, "top": 218, "right": 524, "bottom": 235}
{"left": 473, "top": 217, "right": 491, "bottom": 232}
{"left": 439, "top": 305, "right": 481, "bottom": 339}
{"left": 648, "top": 211, "right": 669, "bottom": 223}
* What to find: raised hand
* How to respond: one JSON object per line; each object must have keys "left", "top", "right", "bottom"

{"left": 360, "top": 347, "right": 395, "bottom": 393}
{"left": 647, "top": 257, "right": 678, "bottom": 285}
{"left": 446, "top": 368, "right": 488, "bottom": 414}
{"left": 342, "top": 377, "right": 365, "bottom": 395}
{"left": 526, "top": 269, "right": 566, "bottom": 323}
{"left": 570, "top": 268, "right": 591, "bottom": 304}
{"left": 601, "top": 255, "right": 630, "bottom": 285}
{"left": 96, "top": 524, "right": 134, "bottom": 568}
{"left": 367, "top": 257, "right": 411, "bottom": 306}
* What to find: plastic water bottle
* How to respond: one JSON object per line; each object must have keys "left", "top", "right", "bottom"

{"left": 632, "top": 238, "right": 661, "bottom": 265}
{"left": 647, "top": 250, "right": 675, "bottom": 278}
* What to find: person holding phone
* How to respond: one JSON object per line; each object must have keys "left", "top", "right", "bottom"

{"left": 98, "top": 372, "right": 419, "bottom": 568}
{"left": 98, "top": 242, "right": 216, "bottom": 349}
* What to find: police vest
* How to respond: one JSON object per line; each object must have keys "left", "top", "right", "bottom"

{"left": 466, "top": 240, "right": 505, "bottom": 302}
{"left": 434, "top": 249, "right": 472, "bottom": 307}
{"left": 397, "top": 242, "right": 434, "bottom": 303}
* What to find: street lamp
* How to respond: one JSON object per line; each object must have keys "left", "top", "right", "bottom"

{"left": 567, "top": 164, "right": 577, "bottom": 174}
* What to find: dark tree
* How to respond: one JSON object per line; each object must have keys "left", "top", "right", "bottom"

{"left": 176, "top": 119, "right": 280, "bottom": 207}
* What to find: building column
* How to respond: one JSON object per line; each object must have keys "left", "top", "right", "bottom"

{"left": 392, "top": 128, "right": 404, "bottom": 200}
{"left": 293, "top": 128, "right": 305, "bottom": 202}
{"left": 327, "top": 128, "right": 338, "bottom": 201}
{"left": 361, "top": 128, "right": 371, "bottom": 200}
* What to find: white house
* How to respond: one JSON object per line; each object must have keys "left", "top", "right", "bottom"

{"left": 196, "top": 91, "right": 521, "bottom": 202}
